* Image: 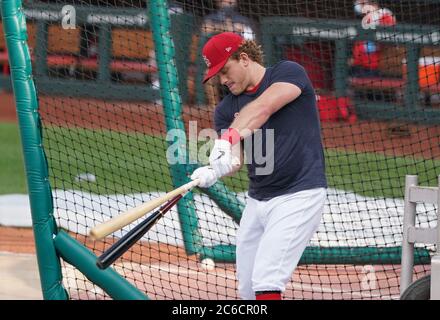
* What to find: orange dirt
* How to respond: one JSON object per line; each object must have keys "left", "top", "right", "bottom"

{"left": 0, "top": 226, "right": 36, "bottom": 253}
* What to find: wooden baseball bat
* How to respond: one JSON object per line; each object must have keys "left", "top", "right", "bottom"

{"left": 90, "top": 179, "right": 199, "bottom": 240}
{"left": 96, "top": 194, "right": 183, "bottom": 269}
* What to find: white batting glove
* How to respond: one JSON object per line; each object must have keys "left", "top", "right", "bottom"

{"left": 209, "top": 139, "right": 236, "bottom": 177}
{"left": 191, "top": 166, "right": 219, "bottom": 188}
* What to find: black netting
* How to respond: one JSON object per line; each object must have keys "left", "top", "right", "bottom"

{"left": 13, "top": 0, "right": 440, "bottom": 299}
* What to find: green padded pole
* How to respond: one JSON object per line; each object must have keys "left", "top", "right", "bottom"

{"left": 404, "top": 44, "right": 420, "bottom": 114}
{"left": 334, "top": 39, "right": 348, "bottom": 97}
{"left": 201, "top": 183, "right": 244, "bottom": 224}
{"left": 185, "top": 163, "right": 244, "bottom": 224}
{"left": 198, "top": 245, "right": 431, "bottom": 265}
{"left": 0, "top": 0, "right": 67, "bottom": 299}
{"left": 147, "top": 0, "right": 203, "bottom": 255}
{"left": 54, "top": 231, "right": 148, "bottom": 300}
{"left": 148, "top": 2, "right": 246, "bottom": 258}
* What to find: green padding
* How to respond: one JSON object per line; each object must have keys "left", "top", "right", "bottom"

{"left": 54, "top": 231, "right": 148, "bottom": 300}
{"left": 203, "top": 182, "right": 244, "bottom": 224}
{"left": 185, "top": 163, "right": 245, "bottom": 224}
{"left": 300, "top": 246, "right": 431, "bottom": 265}
{"left": 199, "top": 245, "right": 236, "bottom": 262}
{"left": 1, "top": 0, "right": 67, "bottom": 299}
{"left": 200, "top": 245, "right": 431, "bottom": 265}
{"left": 148, "top": 0, "right": 203, "bottom": 256}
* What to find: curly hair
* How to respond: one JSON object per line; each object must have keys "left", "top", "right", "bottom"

{"left": 230, "top": 40, "right": 264, "bottom": 65}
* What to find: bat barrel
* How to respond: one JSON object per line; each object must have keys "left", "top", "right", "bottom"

{"left": 96, "top": 213, "right": 161, "bottom": 269}
{"left": 96, "top": 194, "right": 183, "bottom": 269}
{"left": 90, "top": 179, "right": 198, "bottom": 240}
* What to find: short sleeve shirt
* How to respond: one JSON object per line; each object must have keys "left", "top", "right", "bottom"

{"left": 214, "top": 60, "right": 327, "bottom": 200}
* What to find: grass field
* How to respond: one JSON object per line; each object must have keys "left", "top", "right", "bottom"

{"left": 0, "top": 123, "right": 27, "bottom": 194}
{"left": 1, "top": 122, "right": 439, "bottom": 198}
{"left": 325, "top": 148, "right": 440, "bottom": 198}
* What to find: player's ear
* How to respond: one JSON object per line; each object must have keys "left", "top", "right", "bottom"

{"left": 239, "top": 52, "right": 250, "bottom": 65}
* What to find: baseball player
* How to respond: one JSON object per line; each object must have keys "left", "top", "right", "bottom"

{"left": 191, "top": 32, "right": 327, "bottom": 300}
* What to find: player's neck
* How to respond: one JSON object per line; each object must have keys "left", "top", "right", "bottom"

{"left": 246, "top": 64, "right": 266, "bottom": 92}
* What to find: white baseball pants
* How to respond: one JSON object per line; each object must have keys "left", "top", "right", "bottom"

{"left": 236, "top": 187, "right": 326, "bottom": 299}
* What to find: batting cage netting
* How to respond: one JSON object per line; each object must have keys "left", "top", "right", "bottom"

{"left": 2, "top": 0, "right": 440, "bottom": 299}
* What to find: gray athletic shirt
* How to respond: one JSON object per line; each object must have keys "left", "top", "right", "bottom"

{"left": 214, "top": 60, "right": 327, "bottom": 200}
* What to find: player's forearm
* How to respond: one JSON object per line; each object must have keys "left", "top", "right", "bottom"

{"left": 229, "top": 101, "right": 272, "bottom": 138}
{"left": 227, "top": 82, "right": 302, "bottom": 139}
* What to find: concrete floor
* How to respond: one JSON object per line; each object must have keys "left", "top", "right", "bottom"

{"left": 0, "top": 252, "right": 43, "bottom": 300}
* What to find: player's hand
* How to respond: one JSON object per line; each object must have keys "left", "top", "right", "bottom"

{"left": 191, "top": 166, "right": 219, "bottom": 188}
{"left": 209, "top": 139, "right": 237, "bottom": 177}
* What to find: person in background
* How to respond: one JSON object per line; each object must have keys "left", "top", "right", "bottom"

{"left": 201, "top": 0, "right": 257, "bottom": 41}
{"left": 349, "top": 0, "right": 396, "bottom": 77}
{"left": 200, "top": 0, "right": 258, "bottom": 106}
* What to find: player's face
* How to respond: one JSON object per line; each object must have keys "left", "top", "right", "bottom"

{"left": 218, "top": 57, "right": 250, "bottom": 95}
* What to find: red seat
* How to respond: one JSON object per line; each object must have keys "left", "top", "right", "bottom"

{"left": 317, "top": 95, "right": 357, "bottom": 123}
{"left": 47, "top": 55, "right": 78, "bottom": 67}
{"left": 349, "top": 76, "right": 440, "bottom": 94}
{"left": 422, "top": 83, "right": 440, "bottom": 93}
{"left": 77, "top": 58, "right": 157, "bottom": 73}
{"left": 110, "top": 60, "right": 157, "bottom": 73}
{"left": 0, "top": 51, "right": 8, "bottom": 63}
{"left": 349, "top": 77, "right": 405, "bottom": 90}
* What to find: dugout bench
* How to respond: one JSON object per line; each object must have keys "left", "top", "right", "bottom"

{"left": 348, "top": 46, "right": 440, "bottom": 108}
{"left": 400, "top": 175, "right": 440, "bottom": 300}
{"left": 0, "top": 3, "right": 194, "bottom": 102}
{"left": 260, "top": 17, "right": 440, "bottom": 124}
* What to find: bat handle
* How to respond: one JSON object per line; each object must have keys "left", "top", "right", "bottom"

{"left": 187, "top": 178, "right": 200, "bottom": 189}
